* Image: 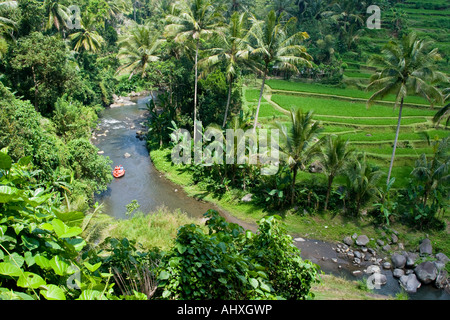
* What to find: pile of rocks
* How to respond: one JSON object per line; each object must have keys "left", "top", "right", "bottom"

{"left": 334, "top": 233, "right": 449, "bottom": 294}
{"left": 389, "top": 239, "right": 449, "bottom": 293}
{"left": 110, "top": 94, "right": 137, "bottom": 108}
{"left": 335, "top": 234, "right": 380, "bottom": 267}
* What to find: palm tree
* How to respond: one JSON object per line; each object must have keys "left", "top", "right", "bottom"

{"left": 0, "top": 1, "right": 17, "bottom": 32}
{"left": 432, "top": 88, "right": 450, "bottom": 127}
{"left": 321, "top": 0, "right": 365, "bottom": 51}
{"left": 248, "top": 10, "right": 312, "bottom": 132}
{"left": 412, "top": 136, "right": 449, "bottom": 204}
{"left": 165, "top": 0, "right": 223, "bottom": 142}
{"left": 319, "top": 134, "right": 354, "bottom": 211}
{"left": 117, "top": 24, "right": 165, "bottom": 79}
{"left": 69, "top": 13, "right": 105, "bottom": 53}
{"left": 278, "top": 108, "right": 322, "bottom": 205}
{"left": 0, "top": 0, "right": 17, "bottom": 55}
{"left": 344, "top": 153, "right": 384, "bottom": 216}
{"left": 42, "top": 0, "right": 69, "bottom": 32}
{"left": 367, "top": 32, "right": 447, "bottom": 185}
{"left": 200, "top": 11, "right": 252, "bottom": 128}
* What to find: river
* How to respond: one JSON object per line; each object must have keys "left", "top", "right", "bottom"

{"left": 93, "top": 98, "right": 449, "bottom": 301}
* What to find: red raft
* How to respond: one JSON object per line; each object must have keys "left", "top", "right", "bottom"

{"left": 112, "top": 165, "right": 125, "bottom": 178}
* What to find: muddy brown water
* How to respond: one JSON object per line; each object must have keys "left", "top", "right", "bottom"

{"left": 93, "top": 98, "right": 449, "bottom": 300}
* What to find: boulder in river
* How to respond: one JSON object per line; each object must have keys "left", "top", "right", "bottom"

{"left": 391, "top": 253, "right": 406, "bottom": 269}
{"left": 435, "top": 270, "right": 448, "bottom": 289}
{"left": 414, "top": 261, "right": 438, "bottom": 284}
{"left": 393, "top": 268, "right": 405, "bottom": 278}
{"left": 399, "top": 274, "right": 421, "bottom": 293}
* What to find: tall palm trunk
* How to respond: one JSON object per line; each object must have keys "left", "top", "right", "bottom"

{"left": 193, "top": 39, "right": 199, "bottom": 142}
{"left": 222, "top": 78, "right": 233, "bottom": 128}
{"left": 387, "top": 98, "right": 404, "bottom": 184}
{"left": 324, "top": 175, "right": 334, "bottom": 212}
{"left": 253, "top": 65, "right": 268, "bottom": 132}
{"left": 291, "top": 164, "right": 298, "bottom": 205}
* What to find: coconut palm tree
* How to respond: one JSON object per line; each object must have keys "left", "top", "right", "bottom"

{"left": 319, "top": 134, "right": 354, "bottom": 211}
{"left": 367, "top": 32, "right": 447, "bottom": 185}
{"left": 165, "top": 0, "right": 223, "bottom": 142}
{"left": 117, "top": 24, "right": 165, "bottom": 79}
{"left": 321, "top": 0, "right": 365, "bottom": 51}
{"left": 432, "top": 88, "right": 450, "bottom": 127}
{"left": 247, "top": 10, "right": 312, "bottom": 132}
{"left": 69, "top": 12, "right": 105, "bottom": 53}
{"left": 344, "top": 152, "right": 384, "bottom": 216}
{"left": 42, "top": 0, "right": 69, "bottom": 32}
{"left": 0, "top": 1, "right": 17, "bottom": 32}
{"left": 277, "top": 108, "right": 322, "bottom": 205}
{"left": 0, "top": 0, "right": 17, "bottom": 55}
{"left": 200, "top": 11, "right": 252, "bottom": 128}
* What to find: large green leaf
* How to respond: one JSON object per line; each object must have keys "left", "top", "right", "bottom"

{"left": 0, "top": 152, "right": 12, "bottom": 170}
{"left": 40, "top": 285, "right": 66, "bottom": 300}
{"left": 77, "top": 290, "right": 107, "bottom": 300}
{"left": 51, "top": 219, "right": 82, "bottom": 239}
{"left": 34, "top": 255, "right": 51, "bottom": 270}
{"left": 17, "top": 272, "right": 46, "bottom": 289}
{"left": 83, "top": 261, "right": 101, "bottom": 273}
{"left": 0, "top": 262, "right": 22, "bottom": 277}
{"left": 54, "top": 210, "right": 85, "bottom": 226}
{"left": 49, "top": 256, "right": 73, "bottom": 276}
{"left": 0, "top": 186, "right": 23, "bottom": 203}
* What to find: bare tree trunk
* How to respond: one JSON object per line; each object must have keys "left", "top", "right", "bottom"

{"left": 222, "top": 79, "right": 233, "bottom": 128}
{"left": 387, "top": 98, "right": 404, "bottom": 184}
{"left": 31, "top": 65, "right": 39, "bottom": 111}
{"left": 253, "top": 66, "right": 268, "bottom": 132}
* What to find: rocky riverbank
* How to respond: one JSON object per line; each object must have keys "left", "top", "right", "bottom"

{"left": 320, "top": 233, "right": 450, "bottom": 295}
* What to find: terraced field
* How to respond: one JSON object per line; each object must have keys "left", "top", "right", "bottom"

{"left": 243, "top": 81, "right": 449, "bottom": 187}
{"left": 340, "top": 0, "right": 450, "bottom": 85}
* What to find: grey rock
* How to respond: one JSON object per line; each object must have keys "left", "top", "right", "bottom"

{"left": 354, "top": 251, "right": 362, "bottom": 259}
{"left": 366, "top": 265, "right": 381, "bottom": 274}
{"left": 356, "top": 235, "right": 370, "bottom": 246}
{"left": 124, "top": 152, "right": 131, "bottom": 158}
{"left": 393, "top": 268, "right": 405, "bottom": 278}
{"left": 406, "top": 252, "right": 418, "bottom": 267}
{"left": 241, "top": 194, "right": 253, "bottom": 202}
{"left": 436, "top": 253, "right": 449, "bottom": 264}
{"left": 391, "top": 233, "right": 398, "bottom": 244}
{"left": 434, "top": 260, "right": 446, "bottom": 271}
{"left": 369, "top": 273, "right": 387, "bottom": 287}
{"left": 343, "top": 236, "right": 353, "bottom": 246}
{"left": 353, "top": 258, "right": 361, "bottom": 265}
{"left": 415, "top": 261, "right": 438, "bottom": 284}
{"left": 377, "top": 239, "right": 385, "bottom": 246}
{"left": 435, "top": 270, "right": 448, "bottom": 289}
{"left": 391, "top": 253, "right": 407, "bottom": 269}
{"left": 352, "top": 233, "right": 358, "bottom": 240}
{"left": 382, "top": 244, "right": 391, "bottom": 252}
{"left": 419, "top": 238, "right": 433, "bottom": 256}
{"left": 383, "top": 262, "right": 391, "bottom": 269}
{"left": 399, "top": 274, "right": 421, "bottom": 293}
